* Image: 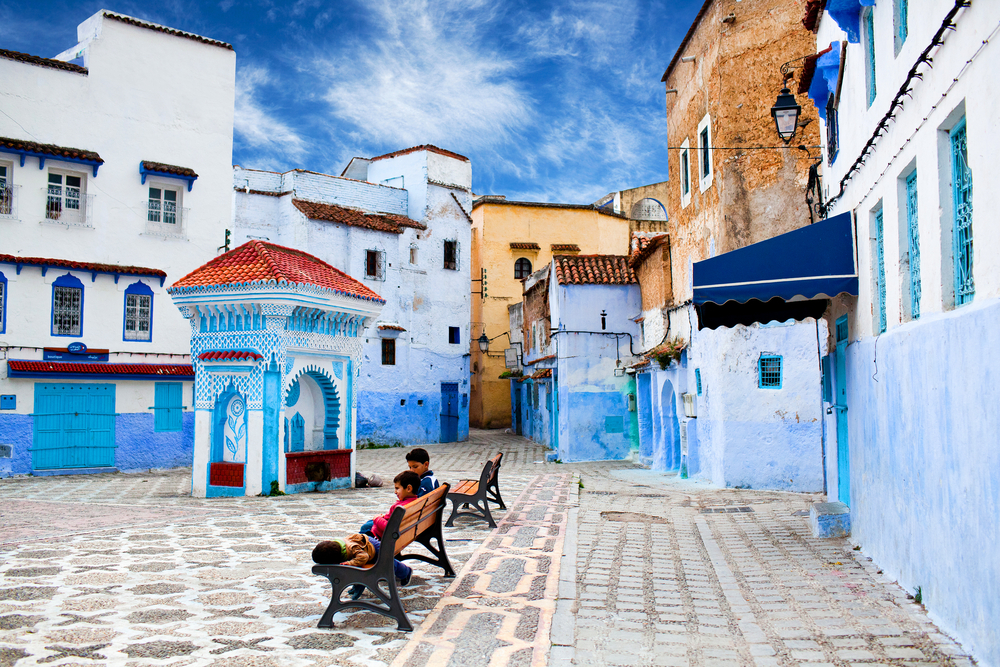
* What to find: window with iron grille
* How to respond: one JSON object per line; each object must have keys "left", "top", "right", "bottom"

{"left": 864, "top": 8, "right": 877, "bottom": 107}
{"left": 443, "top": 240, "right": 458, "bottom": 270}
{"left": 695, "top": 368, "right": 702, "bottom": 396}
{"left": 365, "top": 249, "right": 385, "bottom": 280}
{"left": 680, "top": 147, "right": 690, "bottom": 197}
{"left": 123, "top": 281, "right": 153, "bottom": 342}
{"left": 826, "top": 95, "right": 839, "bottom": 163}
{"left": 148, "top": 186, "right": 179, "bottom": 225}
{"left": 51, "top": 274, "right": 83, "bottom": 336}
{"left": 0, "top": 164, "right": 12, "bottom": 216}
{"left": 874, "top": 206, "right": 887, "bottom": 334}
{"left": 381, "top": 338, "right": 395, "bottom": 365}
{"left": 905, "top": 170, "right": 921, "bottom": 319}
{"left": 951, "top": 118, "right": 973, "bottom": 306}
{"left": 514, "top": 257, "right": 532, "bottom": 279}
{"left": 449, "top": 326, "right": 460, "bottom": 344}
{"left": 47, "top": 172, "right": 84, "bottom": 222}
{"left": 758, "top": 355, "right": 782, "bottom": 389}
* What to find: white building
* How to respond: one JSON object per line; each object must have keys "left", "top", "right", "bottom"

{"left": 231, "top": 145, "right": 472, "bottom": 445}
{"left": 809, "top": 1, "right": 1000, "bottom": 663}
{"left": 0, "top": 11, "right": 235, "bottom": 476}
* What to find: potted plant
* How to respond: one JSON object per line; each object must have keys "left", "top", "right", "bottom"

{"left": 647, "top": 337, "right": 687, "bottom": 370}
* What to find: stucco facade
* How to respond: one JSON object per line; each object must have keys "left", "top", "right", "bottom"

{"left": 0, "top": 11, "right": 234, "bottom": 476}
{"left": 469, "top": 200, "right": 631, "bottom": 428}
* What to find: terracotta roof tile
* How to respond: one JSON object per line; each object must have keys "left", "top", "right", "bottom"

{"left": 553, "top": 255, "right": 637, "bottom": 286}
{"left": 531, "top": 369, "right": 553, "bottom": 379}
{"left": 103, "top": 12, "right": 233, "bottom": 50}
{"left": 142, "top": 161, "right": 198, "bottom": 179}
{"left": 628, "top": 233, "right": 669, "bottom": 267}
{"left": 524, "top": 354, "right": 556, "bottom": 366}
{"left": 510, "top": 242, "right": 541, "bottom": 250}
{"left": 198, "top": 350, "right": 262, "bottom": 362}
{"left": 170, "top": 240, "right": 384, "bottom": 303}
{"left": 0, "top": 136, "right": 103, "bottom": 165}
{"left": 797, "top": 44, "right": 834, "bottom": 95}
{"left": 0, "top": 253, "right": 165, "bottom": 278}
{"left": 7, "top": 360, "right": 194, "bottom": 378}
{"left": 550, "top": 244, "right": 580, "bottom": 252}
{"left": 370, "top": 144, "right": 469, "bottom": 163}
{"left": 0, "top": 49, "right": 87, "bottom": 74}
{"left": 292, "top": 199, "right": 425, "bottom": 234}
{"left": 378, "top": 324, "right": 406, "bottom": 331}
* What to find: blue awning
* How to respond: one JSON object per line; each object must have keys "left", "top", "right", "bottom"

{"left": 693, "top": 212, "right": 858, "bottom": 306}
{"left": 808, "top": 42, "right": 841, "bottom": 122}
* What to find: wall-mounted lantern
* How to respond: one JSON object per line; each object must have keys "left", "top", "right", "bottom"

{"left": 771, "top": 86, "right": 802, "bottom": 143}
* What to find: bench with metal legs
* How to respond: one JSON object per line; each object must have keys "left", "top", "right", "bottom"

{"left": 446, "top": 452, "right": 504, "bottom": 529}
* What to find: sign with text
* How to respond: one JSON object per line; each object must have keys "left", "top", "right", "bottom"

{"left": 43, "top": 347, "right": 110, "bottom": 362}
{"left": 504, "top": 347, "right": 520, "bottom": 370}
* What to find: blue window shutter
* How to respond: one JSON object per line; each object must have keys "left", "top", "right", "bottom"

{"left": 154, "top": 383, "right": 168, "bottom": 431}
{"left": 905, "top": 171, "right": 920, "bottom": 319}
{"left": 951, "top": 119, "right": 974, "bottom": 305}
{"left": 865, "top": 9, "right": 877, "bottom": 107}
{"left": 876, "top": 207, "right": 886, "bottom": 334}
{"left": 154, "top": 382, "right": 183, "bottom": 432}
{"left": 168, "top": 383, "right": 182, "bottom": 430}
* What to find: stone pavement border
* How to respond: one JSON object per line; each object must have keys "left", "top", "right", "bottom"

{"left": 390, "top": 472, "right": 574, "bottom": 667}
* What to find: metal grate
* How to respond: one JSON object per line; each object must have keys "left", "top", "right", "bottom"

{"left": 875, "top": 207, "right": 886, "bottom": 334}
{"left": 758, "top": 355, "right": 782, "bottom": 389}
{"left": 906, "top": 170, "right": 921, "bottom": 319}
{"left": 381, "top": 338, "right": 395, "bottom": 365}
{"left": 52, "top": 286, "right": 82, "bottom": 336}
{"left": 951, "top": 119, "right": 974, "bottom": 305}
{"left": 124, "top": 293, "right": 152, "bottom": 341}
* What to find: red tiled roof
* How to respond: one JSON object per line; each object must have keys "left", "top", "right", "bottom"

{"left": 378, "top": 324, "right": 406, "bottom": 331}
{"left": 142, "top": 161, "right": 198, "bottom": 179}
{"left": 797, "top": 44, "right": 834, "bottom": 95}
{"left": 198, "top": 350, "right": 262, "bottom": 362}
{"left": 7, "top": 360, "right": 194, "bottom": 378}
{"left": 531, "top": 369, "right": 553, "bottom": 379}
{"left": 0, "top": 49, "right": 87, "bottom": 74}
{"left": 370, "top": 144, "right": 469, "bottom": 163}
{"left": 103, "top": 12, "right": 233, "bottom": 51}
{"left": 510, "top": 242, "right": 541, "bottom": 250}
{"left": 551, "top": 244, "right": 580, "bottom": 252}
{"left": 553, "top": 255, "right": 637, "bottom": 286}
{"left": 802, "top": 0, "right": 825, "bottom": 32}
{"left": 629, "top": 233, "right": 669, "bottom": 267}
{"left": 170, "top": 240, "right": 384, "bottom": 303}
{"left": 0, "top": 137, "right": 103, "bottom": 165}
{"left": 292, "top": 199, "right": 425, "bottom": 234}
{"left": 524, "top": 354, "right": 556, "bottom": 366}
{"left": 0, "top": 253, "right": 165, "bottom": 278}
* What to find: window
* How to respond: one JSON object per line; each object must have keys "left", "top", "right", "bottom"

{"left": 381, "top": 338, "right": 396, "bottom": 365}
{"left": 47, "top": 171, "right": 86, "bottom": 224}
{"left": 951, "top": 118, "right": 974, "bottom": 306}
{"left": 51, "top": 273, "right": 84, "bottom": 337}
{"left": 443, "top": 240, "right": 458, "bottom": 270}
{"left": 758, "top": 355, "right": 782, "bottom": 389}
{"left": 697, "top": 115, "right": 713, "bottom": 191}
{"left": 873, "top": 205, "right": 887, "bottom": 334}
{"left": 154, "top": 382, "right": 183, "bottom": 432}
{"left": 826, "top": 95, "right": 839, "bottom": 163}
{"left": 449, "top": 326, "right": 460, "bottom": 344}
{"left": 0, "top": 270, "right": 6, "bottom": 334}
{"left": 863, "top": 8, "right": 877, "bottom": 107}
{"left": 904, "top": 170, "right": 921, "bottom": 319}
{"left": 695, "top": 368, "right": 702, "bottom": 396}
{"left": 123, "top": 281, "right": 154, "bottom": 342}
{"left": 894, "top": 0, "right": 908, "bottom": 55}
{"left": 679, "top": 139, "right": 691, "bottom": 207}
{"left": 514, "top": 257, "right": 532, "bottom": 279}
{"left": 0, "top": 163, "right": 14, "bottom": 217}
{"left": 410, "top": 245, "right": 418, "bottom": 265}
{"left": 147, "top": 186, "right": 179, "bottom": 226}
{"left": 365, "top": 249, "right": 385, "bottom": 280}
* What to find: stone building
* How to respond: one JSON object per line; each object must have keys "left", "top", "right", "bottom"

{"left": 468, "top": 199, "right": 631, "bottom": 429}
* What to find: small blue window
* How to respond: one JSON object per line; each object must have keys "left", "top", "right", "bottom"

{"left": 875, "top": 206, "right": 886, "bottom": 334}
{"left": 51, "top": 273, "right": 84, "bottom": 337}
{"left": 0, "top": 395, "right": 15, "bottom": 410}
{"left": 864, "top": 8, "right": 877, "bottom": 107}
{"left": 905, "top": 170, "right": 921, "bottom": 319}
{"left": 951, "top": 118, "right": 973, "bottom": 306}
{"left": 894, "top": 0, "right": 908, "bottom": 54}
{"left": 758, "top": 355, "right": 782, "bottom": 389}
{"left": 123, "top": 281, "right": 154, "bottom": 342}
{"left": 695, "top": 368, "right": 702, "bottom": 396}
{"left": 154, "top": 382, "right": 183, "bottom": 432}
{"left": 449, "top": 326, "right": 460, "bottom": 344}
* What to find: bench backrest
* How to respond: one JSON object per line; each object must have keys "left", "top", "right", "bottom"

{"left": 477, "top": 452, "right": 503, "bottom": 488}
{"left": 383, "top": 482, "right": 450, "bottom": 557}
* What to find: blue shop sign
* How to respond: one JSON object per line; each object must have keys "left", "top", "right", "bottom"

{"left": 43, "top": 345, "right": 110, "bottom": 362}
{"left": 67, "top": 342, "right": 88, "bottom": 354}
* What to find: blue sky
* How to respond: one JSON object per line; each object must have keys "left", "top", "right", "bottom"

{"left": 1, "top": 0, "right": 702, "bottom": 203}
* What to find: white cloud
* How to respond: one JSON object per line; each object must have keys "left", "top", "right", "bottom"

{"left": 233, "top": 64, "right": 306, "bottom": 163}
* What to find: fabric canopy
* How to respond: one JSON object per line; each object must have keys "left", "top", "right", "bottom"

{"left": 693, "top": 212, "right": 858, "bottom": 306}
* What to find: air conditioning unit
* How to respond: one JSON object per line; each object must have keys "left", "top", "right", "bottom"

{"left": 682, "top": 392, "right": 696, "bottom": 418}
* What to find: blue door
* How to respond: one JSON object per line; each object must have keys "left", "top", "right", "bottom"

{"left": 33, "top": 383, "right": 116, "bottom": 470}
{"left": 440, "top": 383, "right": 459, "bottom": 443}
{"left": 834, "top": 316, "right": 850, "bottom": 505}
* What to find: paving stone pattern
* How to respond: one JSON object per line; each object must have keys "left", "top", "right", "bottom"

{"left": 562, "top": 468, "right": 976, "bottom": 667}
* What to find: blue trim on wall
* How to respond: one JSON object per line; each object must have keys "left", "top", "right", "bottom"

{"left": 0, "top": 269, "right": 6, "bottom": 334}
{"left": 0, "top": 147, "right": 103, "bottom": 176}
{"left": 140, "top": 163, "right": 198, "bottom": 191}
{"left": 122, "top": 280, "right": 154, "bottom": 343}
{"left": 51, "top": 273, "right": 84, "bottom": 338}
{"left": 262, "top": 359, "right": 280, "bottom": 491}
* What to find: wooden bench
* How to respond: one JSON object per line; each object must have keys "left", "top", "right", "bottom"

{"left": 445, "top": 452, "right": 506, "bottom": 529}
{"left": 312, "top": 483, "right": 454, "bottom": 632}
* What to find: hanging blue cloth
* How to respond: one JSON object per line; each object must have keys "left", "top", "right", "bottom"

{"left": 825, "top": 0, "right": 875, "bottom": 43}
{"left": 809, "top": 43, "right": 841, "bottom": 121}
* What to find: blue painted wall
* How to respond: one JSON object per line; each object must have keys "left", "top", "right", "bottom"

{"left": 636, "top": 372, "right": 654, "bottom": 464}
{"left": 0, "top": 414, "right": 33, "bottom": 477}
{"left": 115, "top": 412, "right": 194, "bottom": 472}
{"left": 845, "top": 299, "right": 1000, "bottom": 667}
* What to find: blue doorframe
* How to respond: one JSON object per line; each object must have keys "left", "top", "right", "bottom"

{"left": 440, "top": 382, "right": 459, "bottom": 443}
{"left": 835, "top": 315, "right": 850, "bottom": 505}
{"left": 32, "top": 383, "right": 116, "bottom": 470}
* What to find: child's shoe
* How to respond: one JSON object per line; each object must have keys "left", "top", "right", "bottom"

{"left": 347, "top": 584, "right": 364, "bottom": 600}
{"left": 399, "top": 567, "right": 412, "bottom": 587}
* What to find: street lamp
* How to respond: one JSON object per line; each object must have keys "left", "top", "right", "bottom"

{"left": 771, "top": 86, "right": 802, "bottom": 144}
{"left": 478, "top": 332, "right": 490, "bottom": 354}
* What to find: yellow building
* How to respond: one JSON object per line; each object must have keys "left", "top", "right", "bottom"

{"left": 469, "top": 198, "right": 632, "bottom": 428}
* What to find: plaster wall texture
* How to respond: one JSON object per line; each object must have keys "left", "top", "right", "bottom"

{"left": 815, "top": 5, "right": 1000, "bottom": 663}
{"left": 469, "top": 202, "right": 631, "bottom": 428}
{"left": 693, "top": 318, "right": 826, "bottom": 492}
{"left": 0, "top": 12, "right": 234, "bottom": 356}
{"left": 232, "top": 153, "right": 471, "bottom": 446}
{"left": 661, "top": 0, "right": 819, "bottom": 308}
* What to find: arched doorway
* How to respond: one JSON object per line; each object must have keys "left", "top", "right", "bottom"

{"left": 657, "top": 380, "right": 681, "bottom": 472}
{"left": 283, "top": 367, "right": 347, "bottom": 491}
